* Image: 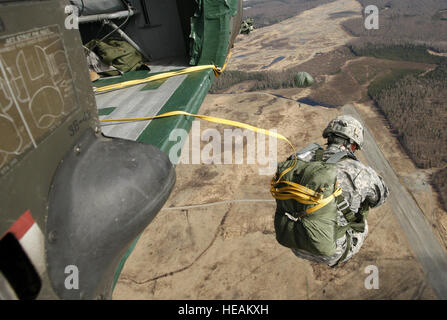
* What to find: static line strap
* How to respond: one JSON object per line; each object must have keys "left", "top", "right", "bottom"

{"left": 94, "top": 51, "right": 233, "bottom": 94}
{"left": 100, "top": 109, "right": 340, "bottom": 215}
{"left": 100, "top": 109, "right": 295, "bottom": 153}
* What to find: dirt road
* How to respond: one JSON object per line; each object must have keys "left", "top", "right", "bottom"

{"left": 343, "top": 105, "right": 447, "bottom": 299}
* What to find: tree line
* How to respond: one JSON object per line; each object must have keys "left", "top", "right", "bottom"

{"left": 367, "top": 60, "right": 447, "bottom": 208}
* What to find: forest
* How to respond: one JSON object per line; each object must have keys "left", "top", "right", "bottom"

{"left": 365, "top": 53, "right": 447, "bottom": 208}
{"left": 343, "top": 0, "right": 447, "bottom": 209}
{"left": 210, "top": 69, "right": 295, "bottom": 93}
{"left": 368, "top": 63, "right": 447, "bottom": 169}
{"left": 342, "top": 0, "right": 447, "bottom": 52}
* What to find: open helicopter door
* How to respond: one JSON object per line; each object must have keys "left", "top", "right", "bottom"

{"left": 0, "top": 0, "right": 175, "bottom": 300}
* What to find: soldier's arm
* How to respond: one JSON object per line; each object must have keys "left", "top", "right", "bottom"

{"left": 357, "top": 165, "right": 389, "bottom": 208}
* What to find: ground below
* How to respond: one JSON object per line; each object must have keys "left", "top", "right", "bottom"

{"left": 113, "top": 0, "right": 446, "bottom": 299}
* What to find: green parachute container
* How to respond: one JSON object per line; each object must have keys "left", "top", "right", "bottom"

{"left": 294, "top": 72, "right": 314, "bottom": 87}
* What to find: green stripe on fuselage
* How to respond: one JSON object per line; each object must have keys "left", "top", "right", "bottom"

{"left": 111, "top": 69, "right": 215, "bottom": 291}
{"left": 98, "top": 107, "right": 116, "bottom": 116}
{"left": 136, "top": 69, "right": 214, "bottom": 152}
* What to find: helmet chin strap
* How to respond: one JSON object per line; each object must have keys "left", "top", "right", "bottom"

{"left": 344, "top": 138, "right": 357, "bottom": 153}
{"left": 339, "top": 139, "right": 357, "bottom": 153}
{"left": 348, "top": 143, "right": 357, "bottom": 153}
{"left": 327, "top": 135, "right": 357, "bottom": 153}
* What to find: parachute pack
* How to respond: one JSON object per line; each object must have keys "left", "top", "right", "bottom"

{"left": 85, "top": 39, "right": 149, "bottom": 76}
{"left": 272, "top": 143, "right": 369, "bottom": 260}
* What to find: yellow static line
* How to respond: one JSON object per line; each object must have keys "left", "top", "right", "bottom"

{"left": 94, "top": 51, "right": 233, "bottom": 94}
{"left": 100, "top": 110, "right": 341, "bottom": 215}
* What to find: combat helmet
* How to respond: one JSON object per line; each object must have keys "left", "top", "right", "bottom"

{"left": 323, "top": 115, "right": 364, "bottom": 149}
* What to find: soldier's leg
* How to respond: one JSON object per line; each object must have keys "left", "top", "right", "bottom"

{"left": 338, "top": 220, "right": 369, "bottom": 264}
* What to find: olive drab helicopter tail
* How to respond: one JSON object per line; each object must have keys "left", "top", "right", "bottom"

{"left": 0, "top": 0, "right": 242, "bottom": 300}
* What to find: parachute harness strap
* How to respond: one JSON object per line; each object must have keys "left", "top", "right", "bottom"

{"left": 94, "top": 51, "right": 232, "bottom": 94}
{"left": 271, "top": 181, "right": 343, "bottom": 216}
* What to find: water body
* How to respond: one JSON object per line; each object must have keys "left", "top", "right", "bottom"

{"left": 297, "top": 97, "right": 337, "bottom": 108}
{"left": 269, "top": 93, "right": 337, "bottom": 109}
{"left": 261, "top": 56, "right": 285, "bottom": 69}
{"left": 329, "top": 11, "right": 358, "bottom": 19}
{"left": 219, "top": 92, "right": 337, "bottom": 109}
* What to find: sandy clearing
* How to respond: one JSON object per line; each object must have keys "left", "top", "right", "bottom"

{"left": 229, "top": 0, "right": 362, "bottom": 71}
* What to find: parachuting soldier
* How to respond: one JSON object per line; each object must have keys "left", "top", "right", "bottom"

{"left": 273, "top": 115, "right": 389, "bottom": 266}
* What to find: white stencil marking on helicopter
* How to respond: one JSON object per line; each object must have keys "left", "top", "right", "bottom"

{"left": 0, "top": 26, "right": 77, "bottom": 175}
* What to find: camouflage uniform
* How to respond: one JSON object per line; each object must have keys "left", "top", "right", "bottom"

{"left": 291, "top": 143, "right": 389, "bottom": 266}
